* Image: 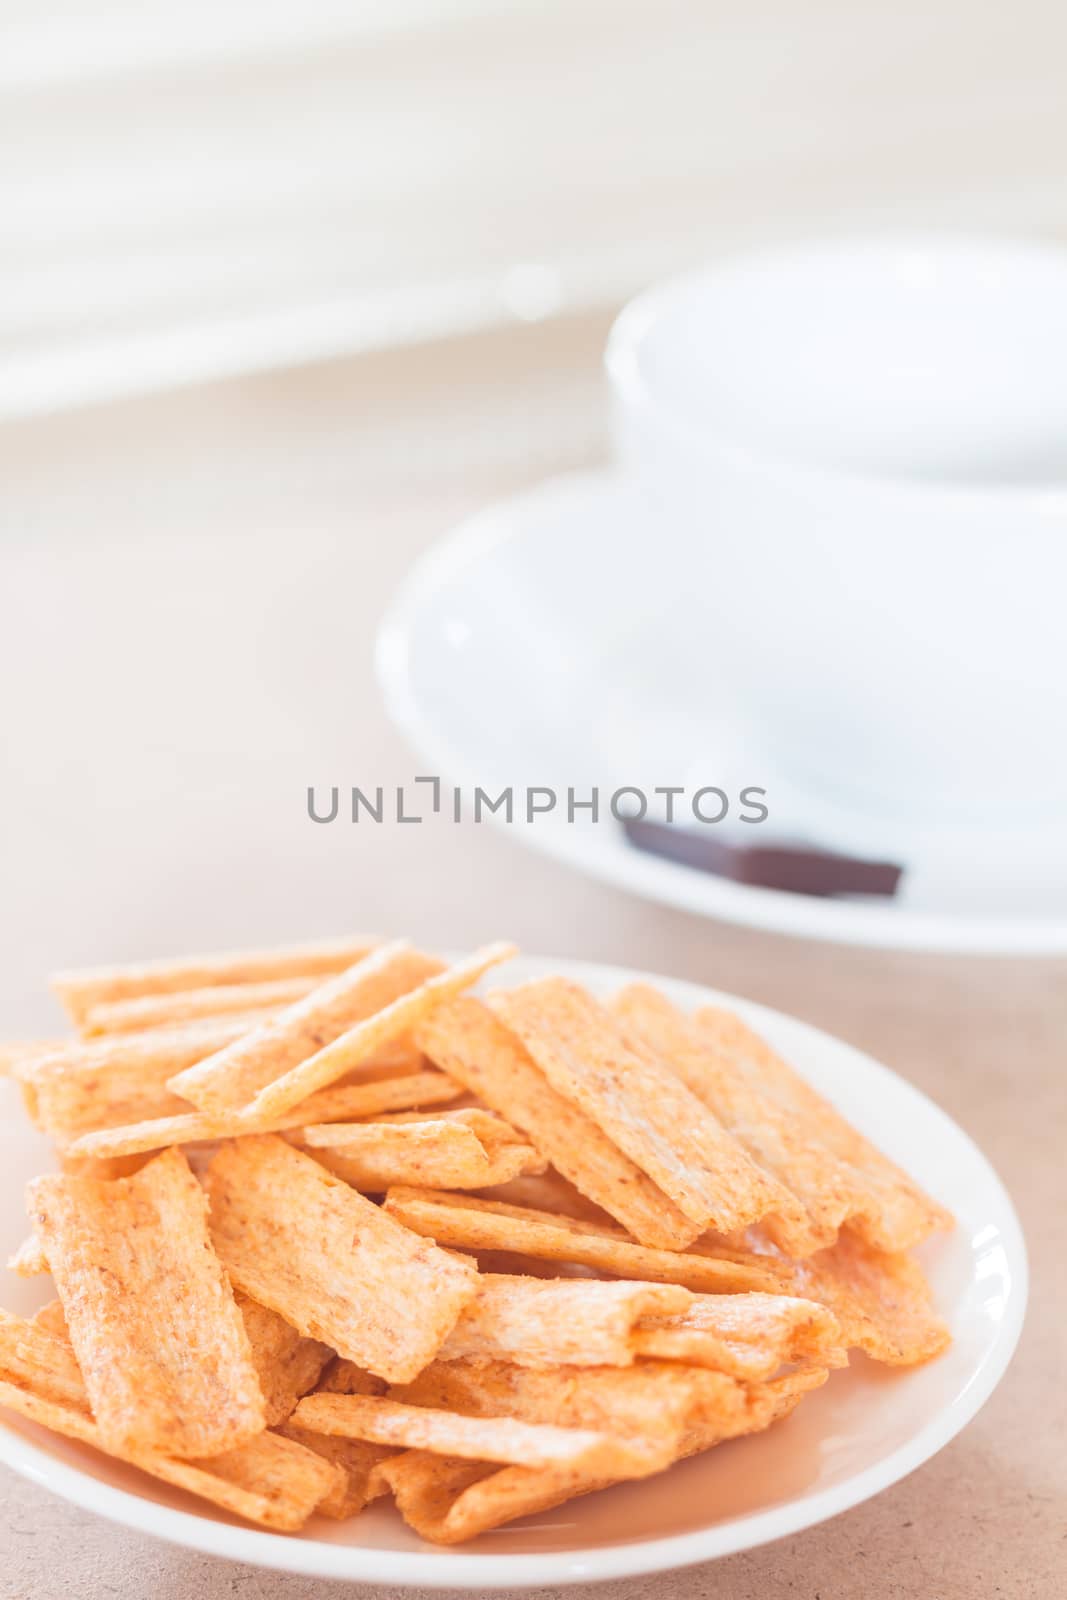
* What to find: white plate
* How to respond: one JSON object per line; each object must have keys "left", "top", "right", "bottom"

{"left": 377, "top": 469, "right": 1067, "bottom": 953}
{"left": 0, "top": 954, "right": 1026, "bottom": 1588}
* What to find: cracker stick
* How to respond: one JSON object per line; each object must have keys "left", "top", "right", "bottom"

{"left": 205, "top": 1136, "right": 479, "bottom": 1383}
{"left": 81, "top": 977, "right": 325, "bottom": 1036}
{"left": 236, "top": 1294, "right": 332, "bottom": 1426}
{"left": 632, "top": 1292, "right": 845, "bottom": 1380}
{"left": 391, "top": 1184, "right": 791, "bottom": 1272}
{"left": 374, "top": 1452, "right": 608, "bottom": 1545}
{"left": 27, "top": 1148, "right": 265, "bottom": 1457}
{"left": 470, "top": 1168, "right": 620, "bottom": 1225}
{"left": 162, "top": 1428, "right": 343, "bottom": 1530}
{"left": 287, "top": 1357, "right": 395, "bottom": 1517}
{"left": 0, "top": 1307, "right": 86, "bottom": 1408}
{"left": 696, "top": 1001, "right": 953, "bottom": 1250}
{"left": 380, "top": 1358, "right": 823, "bottom": 1544}
{"left": 291, "top": 1392, "right": 659, "bottom": 1477}
{"left": 675, "top": 1363, "right": 830, "bottom": 1457}
{"left": 3, "top": 1299, "right": 342, "bottom": 1523}
{"left": 375, "top": 1107, "right": 528, "bottom": 1144}
{"left": 298, "top": 1118, "right": 545, "bottom": 1191}
{"left": 275, "top": 1420, "right": 395, "bottom": 1518}
{"left": 50, "top": 934, "right": 381, "bottom": 1025}
{"left": 168, "top": 943, "right": 441, "bottom": 1115}
{"left": 30, "top": 1300, "right": 70, "bottom": 1340}
{"left": 789, "top": 1225, "right": 951, "bottom": 1366}
{"left": 64, "top": 1069, "right": 462, "bottom": 1161}
{"left": 489, "top": 980, "right": 800, "bottom": 1238}
{"left": 387, "top": 1354, "right": 755, "bottom": 1539}
{"left": 415, "top": 997, "right": 700, "bottom": 1250}
{"left": 311, "top": 1144, "right": 542, "bottom": 1193}
{"left": 393, "top": 1352, "right": 747, "bottom": 1450}
{"left": 7, "top": 1236, "right": 47, "bottom": 1277}
{"left": 245, "top": 944, "right": 517, "bottom": 1121}
{"left": 15, "top": 1016, "right": 272, "bottom": 1144}
{"left": 0, "top": 1039, "right": 71, "bottom": 1075}
{"left": 617, "top": 985, "right": 952, "bottom": 1252}
{"left": 0, "top": 1324, "right": 340, "bottom": 1536}
{"left": 439, "top": 1274, "right": 691, "bottom": 1367}
{"left": 383, "top": 1189, "right": 785, "bottom": 1293}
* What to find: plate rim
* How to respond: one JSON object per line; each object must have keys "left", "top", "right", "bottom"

{"left": 375, "top": 466, "right": 1067, "bottom": 955}
{"left": 0, "top": 954, "right": 1028, "bottom": 1588}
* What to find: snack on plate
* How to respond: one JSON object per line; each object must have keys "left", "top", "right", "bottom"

{"left": 414, "top": 997, "right": 701, "bottom": 1249}
{"left": 489, "top": 980, "right": 810, "bottom": 1240}
{"left": 50, "top": 934, "right": 383, "bottom": 1025}
{"left": 204, "top": 1135, "right": 480, "bottom": 1384}
{"left": 168, "top": 942, "right": 444, "bottom": 1115}
{"left": 79, "top": 976, "right": 328, "bottom": 1037}
{"left": 62, "top": 1069, "right": 462, "bottom": 1163}
{"left": 0, "top": 935, "right": 953, "bottom": 1541}
{"left": 298, "top": 1111, "right": 546, "bottom": 1191}
{"left": 615, "top": 984, "right": 953, "bottom": 1253}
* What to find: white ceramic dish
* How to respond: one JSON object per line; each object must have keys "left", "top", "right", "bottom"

{"left": 0, "top": 954, "right": 1026, "bottom": 1588}
{"left": 377, "top": 469, "right": 1067, "bottom": 952}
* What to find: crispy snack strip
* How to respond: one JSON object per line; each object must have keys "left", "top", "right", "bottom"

{"left": 0, "top": 1039, "right": 70, "bottom": 1075}
{"left": 7, "top": 1236, "right": 48, "bottom": 1277}
{"left": 276, "top": 1420, "right": 395, "bottom": 1519}
{"left": 245, "top": 944, "right": 517, "bottom": 1121}
{"left": 205, "top": 1136, "right": 479, "bottom": 1383}
{"left": 415, "top": 997, "right": 700, "bottom": 1250}
{"left": 27, "top": 1148, "right": 265, "bottom": 1457}
{"left": 439, "top": 1274, "right": 691, "bottom": 1367}
{"left": 2, "top": 1306, "right": 343, "bottom": 1528}
{"left": 393, "top": 1354, "right": 746, "bottom": 1458}
{"left": 291, "top": 1392, "right": 658, "bottom": 1476}
{"left": 299, "top": 1118, "right": 545, "bottom": 1192}
{"left": 168, "top": 943, "right": 442, "bottom": 1115}
{"left": 676, "top": 1364, "right": 830, "bottom": 1457}
{"left": 470, "top": 1169, "right": 620, "bottom": 1225}
{"left": 81, "top": 977, "right": 325, "bottom": 1036}
{"left": 632, "top": 1292, "right": 845, "bottom": 1380}
{"left": 301, "top": 1106, "right": 523, "bottom": 1148}
{"left": 616, "top": 985, "right": 951, "bottom": 1253}
{"left": 50, "top": 934, "right": 381, "bottom": 1025}
{"left": 64, "top": 1069, "right": 462, "bottom": 1161}
{"left": 374, "top": 1452, "right": 604, "bottom": 1546}
{"left": 788, "top": 1226, "right": 951, "bottom": 1366}
{"left": 271, "top": 1362, "right": 394, "bottom": 1514}
{"left": 15, "top": 1017, "right": 270, "bottom": 1144}
{"left": 488, "top": 980, "right": 799, "bottom": 1237}
{"left": 0, "top": 1307, "right": 87, "bottom": 1408}
{"left": 30, "top": 1301, "right": 71, "bottom": 1340}
{"left": 169, "top": 1429, "right": 343, "bottom": 1530}
{"left": 236, "top": 1293, "right": 333, "bottom": 1426}
{"left": 383, "top": 1188, "right": 786, "bottom": 1293}
{"left": 0, "top": 1356, "right": 339, "bottom": 1531}
{"left": 379, "top": 1361, "right": 826, "bottom": 1544}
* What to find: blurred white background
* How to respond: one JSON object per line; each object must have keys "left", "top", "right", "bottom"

{"left": 3, "top": 0, "right": 1067, "bottom": 418}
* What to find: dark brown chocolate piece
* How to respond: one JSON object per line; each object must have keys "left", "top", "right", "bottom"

{"left": 622, "top": 817, "right": 902, "bottom": 899}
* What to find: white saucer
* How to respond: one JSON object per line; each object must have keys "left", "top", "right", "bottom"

{"left": 377, "top": 470, "right": 1067, "bottom": 952}
{"left": 0, "top": 955, "right": 1026, "bottom": 1587}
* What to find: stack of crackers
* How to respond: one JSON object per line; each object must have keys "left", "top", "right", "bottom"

{"left": 0, "top": 937, "right": 952, "bottom": 1544}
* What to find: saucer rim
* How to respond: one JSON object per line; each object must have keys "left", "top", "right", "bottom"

{"left": 376, "top": 466, "right": 1067, "bottom": 954}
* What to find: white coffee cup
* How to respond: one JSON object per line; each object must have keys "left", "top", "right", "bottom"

{"left": 606, "top": 235, "right": 1067, "bottom": 826}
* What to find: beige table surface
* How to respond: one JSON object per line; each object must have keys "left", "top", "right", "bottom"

{"left": 0, "top": 319, "right": 1064, "bottom": 1598}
